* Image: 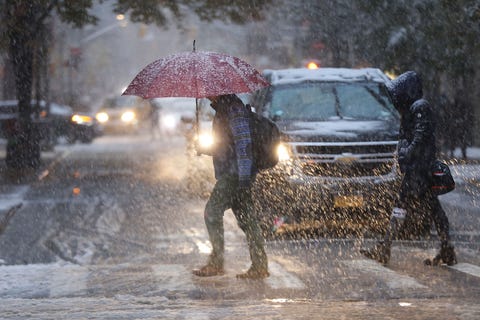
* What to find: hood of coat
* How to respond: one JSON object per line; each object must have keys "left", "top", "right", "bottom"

{"left": 386, "top": 71, "right": 423, "bottom": 114}
{"left": 209, "top": 94, "right": 242, "bottom": 112}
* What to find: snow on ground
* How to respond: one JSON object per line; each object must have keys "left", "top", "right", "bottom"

{"left": 0, "top": 185, "right": 28, "bottom": 211}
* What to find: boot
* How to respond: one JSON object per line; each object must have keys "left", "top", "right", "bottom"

{"left": 424, "top": 242, "right": 457, "bottom": 266}
{"left": 360, "top": 241, "right": 391, "bottom": 265}
{"left": 236, "top": 265, "right": 269, "bottom": 280}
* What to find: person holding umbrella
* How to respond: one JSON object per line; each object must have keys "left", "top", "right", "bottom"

{"left": 122, "top": 46, "right": 271, "bottom": 278}
{"left": 192, "top": 93, "right": 269, "bottom": 279}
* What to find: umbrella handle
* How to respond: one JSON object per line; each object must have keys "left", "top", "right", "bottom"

{"left": 195, "top": 98, "right": 200, "bottom": 156}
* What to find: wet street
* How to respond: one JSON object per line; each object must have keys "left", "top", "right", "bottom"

{"left": 1, "top": 135, "right": 480, "bottom": 319}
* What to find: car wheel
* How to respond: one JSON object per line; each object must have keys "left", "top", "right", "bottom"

{"left": 80, "top": 134, "right": 93, "bottom": 143}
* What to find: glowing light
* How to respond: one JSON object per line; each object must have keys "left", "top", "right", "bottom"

{"left": 116, "top": 14, "right": 125, "bottom": 21}
{"left": 197, "top": 132, "right": 214, "bottom": 149}
{"left": 121, "top": 111, "right": 136, "bottom": 123}
{"left": 384, "top": 70, "right": 397, "bottom": 79}
{"left": 96, "top": 112, "right": 109, "bottom": 123}
{"left": 161, "top": 115, "right": 177, "bottom": 129}
{"left": 72, "top": 187, "right": 81, "bottom": 196}
{"left": 71, "top": 114, "right": 93, "bottom": 124}
{"left": 277, "top": 143, "right": 290, "bottom": 161}
{"left": 307, "top": 61, "right": 319, "bottom": 69}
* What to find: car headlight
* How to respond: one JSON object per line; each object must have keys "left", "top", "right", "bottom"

{"left": 121, "top": 111, "right": 136, "bottom": 123}
{"left": 197, "top": 132, "right": 214, "bottom": 149}
{"left": 277, "top": 142, "right": 291, "bottom": 161}
{"left": 161, "top": 114, "right": 177, "bottom": 130}
{"left": 72, "top": 114, "right": 93, "bottom": 124}
{"left": 96, "top": 112, "right": 109, "bottom": 123}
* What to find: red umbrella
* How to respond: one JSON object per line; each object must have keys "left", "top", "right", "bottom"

{"left": 122, "top": 51, "right": 270, "bottom": 99}
{"left": 123, "top": 48, "right": 269, "bottom": 139}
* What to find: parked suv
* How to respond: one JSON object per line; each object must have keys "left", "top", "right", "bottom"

{"left": 250, "top": 68, "right": 401, "bottom": 237}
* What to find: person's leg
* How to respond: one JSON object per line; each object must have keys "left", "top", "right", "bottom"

{"left": 361, "top": 206, "right": 405, "bottom": 264}
{"left": 193, "top": 175, "right": 234, "bottom": 276}
{"left": 426, "top": 194, "right": 457, "bottom": 266}
{"left": 232, "top": 187, "right": 269, "bottom": 279}
{"left": 361, "top": 176, "right": 410, "bottom": 264}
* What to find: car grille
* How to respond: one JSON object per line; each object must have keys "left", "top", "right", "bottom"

{"left": 291, "top": 141, "right": 397, "bottom": 178}
{"left": 295, "top": 143, "right": 395, "bottom": 155}
{"left": 108, "top": 113, "right": 122, "bottom": 121}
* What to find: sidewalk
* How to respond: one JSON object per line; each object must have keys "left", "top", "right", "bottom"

{"left": 450, "top": 147, "right": 480, "bottom": 162}
{"left": 0, "top": 140, "right": 61, "bottom": 212}
{"left": 448, "top": 147, "right": 480, "bottom": 188}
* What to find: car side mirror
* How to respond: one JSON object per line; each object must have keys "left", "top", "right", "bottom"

{"left": 272, "top": 110, "right": 283, "bottom": 121}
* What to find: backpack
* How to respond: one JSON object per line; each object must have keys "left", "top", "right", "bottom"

{"left": 430, "top": 160, "right": 455, "bottom": 195}
{"left": 247, "top": 104, "right": 281, "bottom": 171}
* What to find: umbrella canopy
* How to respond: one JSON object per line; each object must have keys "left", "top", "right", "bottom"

{"left": 122, "top": 51, "right": 270, "bottom": 99}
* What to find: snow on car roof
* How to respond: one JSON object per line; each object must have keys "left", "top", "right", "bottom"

{"left": 0, "top": 100, "right": 72, "bottom": 117}
{"left": 263, "top": 68, "right": 391, "bottom": 85}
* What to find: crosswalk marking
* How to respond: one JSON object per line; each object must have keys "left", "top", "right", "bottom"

{"left": 344, "top": 259, "right": 427, "bottom": 289}
{"left": 2, "top": 258, "right": 480, "bottom": 299}
{"left": 50, "top": 264, "right": 88, "bottom": 297}
{"left": 266, "top": 261, "right": 305, "bottom": 289}
{"left": 183, "top": 228, "right": 212, "bottom": 254}
{"left": 449, "top": 263, "right": 480, "bottom": 278}
{"left": 152, "top": 265, "right": 195, "bottom": 291}
{"left": 0, "top": 185, "right": 29, "bottom": 210}
{"left": 0, "top": 263, "right": 88, "bottom": 298}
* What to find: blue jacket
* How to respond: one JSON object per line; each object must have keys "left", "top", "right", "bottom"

{"left": 210, "top": 94, "right": 256, "bottom": 187}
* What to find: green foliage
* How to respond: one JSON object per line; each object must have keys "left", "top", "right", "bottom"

{"left": 54, "top": 0, "right": 99, "bottom": 27}
{"left": 354, "top": 0, "right": 479, "bottom": 77}
{"left": 188, "top": 0, "right": 271, "bottom": 23}
{"left": 111, "top": 0, "right": 271, "bottom": 26}
{"left": 112, "top": 0, "right": 181, "bottom": 26}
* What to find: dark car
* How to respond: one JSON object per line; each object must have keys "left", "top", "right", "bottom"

{"left": 0, "top": 100, "right": 101, "bottom": 148}
{"left": 68, "top": 112, "right": 103, "bottom": 143}
{"left": 249, "top": 68, "right": 401, "bottom": 237}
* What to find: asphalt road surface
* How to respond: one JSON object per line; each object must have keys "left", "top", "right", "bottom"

{"left": 0, "top": 134, "right": 479, "bottom": 319}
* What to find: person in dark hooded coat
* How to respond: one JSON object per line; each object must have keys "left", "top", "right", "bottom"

{"left": 361, "top": 71, "right": 456, "bottom": 266}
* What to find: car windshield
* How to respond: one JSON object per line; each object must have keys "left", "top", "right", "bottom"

{"left": 103, "top": 96, "right": 140, "bottom": 109}
{"left": 269, "top": 82, "right": 397, "bottom": 121}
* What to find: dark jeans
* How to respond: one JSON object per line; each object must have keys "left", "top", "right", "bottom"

{"left": 204, "top": 174, "right": 267, "bottom": 270}
{"left": 396, "top": 172, "right": 450, "bottom": 241}
{"left": 397, "top": 191, "right": 450, "bottom": 241}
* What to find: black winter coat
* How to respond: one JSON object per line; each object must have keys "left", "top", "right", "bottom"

{"left": 387, "top": 71, "right": 436, "bottom": 195}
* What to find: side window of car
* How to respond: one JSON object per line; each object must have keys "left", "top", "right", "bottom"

{"left": 250, "top": 88, "right": 269, "bottom": 113}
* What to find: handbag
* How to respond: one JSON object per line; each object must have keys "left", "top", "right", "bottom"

{"left": 430, "top": 160, "right": 455, "bottom": 195}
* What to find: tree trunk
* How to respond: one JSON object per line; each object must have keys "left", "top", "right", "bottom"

{"left": 6, "top": 11, "right": 41, "bottom": 170}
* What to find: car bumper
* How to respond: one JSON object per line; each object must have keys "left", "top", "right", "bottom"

{"left": 99, "top": 120, "right": 139, "bottom": 134}
{"left": 286, "top": 173, "right": 398, "bottom": 210}
{"left": 255, "top": 163, "right": 400, "bottom": 234}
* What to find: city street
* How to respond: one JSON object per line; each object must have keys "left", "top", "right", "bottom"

{"left": 0, "top": 135, "right": 479, "bottom": 319}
